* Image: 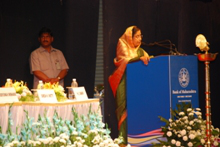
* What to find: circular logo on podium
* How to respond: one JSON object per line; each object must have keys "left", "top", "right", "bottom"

{"left": 178, "top": 68, "right": 190, "bottom": 88}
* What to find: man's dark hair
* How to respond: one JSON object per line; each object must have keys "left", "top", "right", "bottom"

{"left": 38, "top": 27, "right": 53, "bottom": 37}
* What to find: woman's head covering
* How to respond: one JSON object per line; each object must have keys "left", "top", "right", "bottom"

{"left": 115, "top": 26, "right": 140, "bottom": 63}
{"left": 119, "top": 26, "right": 136, "bottom": 48}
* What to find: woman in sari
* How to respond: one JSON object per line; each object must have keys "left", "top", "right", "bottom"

{"left": 109, "top": 26, "right": 150, "bottom": 145}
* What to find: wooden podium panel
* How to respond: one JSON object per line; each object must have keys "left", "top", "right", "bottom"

{"left": 126, "top": 55, "right": 199, "bottom": 146}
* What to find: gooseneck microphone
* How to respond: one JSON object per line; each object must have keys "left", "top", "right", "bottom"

{"left": 141, "top": 42, "right": 148, "bottom": 46}
{"left": 142, "top": 40, "right": 184, "bottom": 55}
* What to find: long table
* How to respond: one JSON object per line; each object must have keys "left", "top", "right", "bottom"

{"left": 0, "top": 98, "right": 101, "bottom": 134}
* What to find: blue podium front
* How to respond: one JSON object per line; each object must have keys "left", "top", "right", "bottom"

{"left": 126, "top": 55, "right": 199, "bottom": 146}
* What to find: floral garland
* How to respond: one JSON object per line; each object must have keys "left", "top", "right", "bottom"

{"left": 152, "top": 103, "right": 220, "bottom": 147}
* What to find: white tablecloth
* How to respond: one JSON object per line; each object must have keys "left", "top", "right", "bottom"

{"left": 0, "top": 99, "right": 101, "bottom": 134}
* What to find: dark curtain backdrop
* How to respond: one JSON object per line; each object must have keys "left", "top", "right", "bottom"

{"left": 0, "top": 0, "right": 99, "bottom": 97}
{"left": 1, "top": 0, "right": 220, "bottom": 141}
{"left": 103, "top": 0, "right": 220, "bottom": 139}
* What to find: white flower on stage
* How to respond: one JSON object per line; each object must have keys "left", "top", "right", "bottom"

{"left": 187, "top": 142, "right": 193, "bottom": 147}
{"left": 189, "top": 134, "right": 195, "bottom": 140}
{"left": 16, "top": 93, "right": 21, "bottom": 99}
{"left": 89, "top": 129, "right": 98, "bottom": 135}
{"left": 5, "top": 143, "right": 13, "bottom": 147}
{"left": 59, "top": 138, "right": 66, "bottom": 144}
{"left": 184, "top": 120, "right": 189, "bottom": 124}
{"left": 195, "top": 111, "right": 202, "bottom": 116}
{"left": 188, "top": 112, "right": 194, "bottom": 116}
{"left": 39, "top": 138, "right": 51, "bottom": 145}
{"left": 60, "top": 133, "right": 69, "bottom": 140}
{"left": 197, "top": 120, "right": 202, "bottom": 123}
{"left": 175, "top": 141, "right": 181, "bottom": 146}
{"left": 189, "top": 120, "right": 194, "bottom": 125}
{"left": 187, "top": 108, "right": 192, "bottom": 112}
{"left": 72, "top": 131, "right": 78, "bottom": 135}
{"left": 183, "top": 135, "right": 188, "bottom": 141}
{"left": 20, "top": 141, "right": 25, "bottom": 145}
{"left": 21, "top": 92, "right": 27, "bottom": 97}
{"left": 196, "top": 108, "right": 201, "bottom": 111}
{"left": 179, "top": 112, "right": 185, "bottom": 116}
{"left": 28, "top": 140, "right": 33, "bottom": 145}
{"left": 183, "top": 116, "right": 188, "bottom": 120}
{"left": 187, "top": 126, "right": 192, "bottom": 130}
{"left": 92, "top": 135, "right": 101, "bottom": 144}
{"left": 200, "top": 138, "right": 205, "bottom": 144}
{"left": 35, "top": 141, "right": 41, "bottom": 146}
{"left": 180, "top": 130, "right": 186, "bottom": 136}
{"left": 53, "top": 137, "right": 60, "bottom": 143}
{"left": 11, "top": 140, "right": 19, "bottom": 146}
{"left": 167, "top": 131, "right": 172, "bottom": 137}
{"left": 213, "top": 140, "right": 219, "bottom": 146}
{"left": 171, "top": 139, "right": 176, "bottom": 144}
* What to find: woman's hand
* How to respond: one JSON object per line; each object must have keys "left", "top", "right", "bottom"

{"left": 140, "top": 55, "right": 150, "bottom": 65}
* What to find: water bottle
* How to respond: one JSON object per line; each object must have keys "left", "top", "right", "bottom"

{"left": 37, "top": 80, "right": 44, "bottom": 89}
{"left": 5, "top": 78, "right": 13, "bottom": 87}
{"left": 71, "top": 78, "right": 78, "bottom": 87}
{"left": 69, "top": 79, "right": 78, "bottom": 99}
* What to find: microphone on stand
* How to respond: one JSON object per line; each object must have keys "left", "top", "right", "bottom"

{"left": 142, "top": 41, "right": 159, "bottom": 47}
{"left": 144, "top": 40, "right": 184, "bottom": 55}
{"left": 141, "top": 42, "right": 148, "bottom": 46}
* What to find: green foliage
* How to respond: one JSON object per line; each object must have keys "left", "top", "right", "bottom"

{"left": 19, "top": 94, "right": 35, "bottom": 102}
{"left": 55, "top": 91, "right": 67, "bottom": 102}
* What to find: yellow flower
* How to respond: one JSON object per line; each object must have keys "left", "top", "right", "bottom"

{"left": 43, "top": 82, "right": 53, "bottom": 89}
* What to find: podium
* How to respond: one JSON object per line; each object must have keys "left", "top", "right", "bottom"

{"left": 126, "top": 55, "right": 199, "bottom": 146}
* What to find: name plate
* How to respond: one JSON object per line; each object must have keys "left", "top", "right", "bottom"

{"left": 72, "top": 87, "right": 88, "bottom": 100}
{"left": 37, "top": 89, "right": 57, "bottom": 103}
{"left": 0, "top": 88, "right": 19, "bottom": 103}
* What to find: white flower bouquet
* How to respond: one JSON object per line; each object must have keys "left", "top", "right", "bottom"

{"left": 152, "top": 103, "right": 220, "bottom": 147}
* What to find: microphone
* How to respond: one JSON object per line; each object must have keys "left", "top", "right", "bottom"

{"left": 141, "top": 42, "right": 148, "bottom": 46}
{"left": 141, "top": 42, "right": 155, "bottom": 46}
{"left": 145, "top": 40, "right": 184, "bottom": 55}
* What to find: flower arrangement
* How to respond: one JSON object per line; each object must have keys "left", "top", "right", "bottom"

{"left": 152, "top": 103, "right": 220, "bottom": 147}
{"left": 12, "top": 80, "right": 34, "bottom": 102}
{"left": 0, "top": 105, "right": 127, "bottom": 147}
{"left": 42, "top": 82, "right": 67, "bottom": 102}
